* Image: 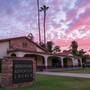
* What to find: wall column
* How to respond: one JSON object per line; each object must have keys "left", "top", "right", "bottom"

{"left": 80, "top": 58, "right": 82, "bottom": 67}
{"left": 61, "top": 57, "right": 64, "bottom": 68}
{"left": 72, "top": 58, "right": 75, "bottom": 67}
{"left": 44, "top": 56, "right": 48, "bottom": 71}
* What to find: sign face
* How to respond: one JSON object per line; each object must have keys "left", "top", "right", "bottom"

{"left": 13, "top": 60, "right": 33, "bottom": 83}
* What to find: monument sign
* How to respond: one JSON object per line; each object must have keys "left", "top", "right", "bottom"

{"left": 1, "top": 57, "right": 36, "bottom": 88}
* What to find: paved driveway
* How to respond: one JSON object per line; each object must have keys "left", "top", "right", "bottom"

{"left": 37, "top": 72, "right": 90, "bottom": 78}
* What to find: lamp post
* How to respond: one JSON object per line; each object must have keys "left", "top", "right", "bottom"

{"left": 40, "top": 5, "right": 49, "bottom": 46}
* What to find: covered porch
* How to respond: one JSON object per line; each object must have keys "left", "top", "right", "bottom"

{"left": 7, "top": 49, "right": 83, "bottom": 71}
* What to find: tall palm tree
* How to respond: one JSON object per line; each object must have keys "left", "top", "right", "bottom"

{"left": 37, "top": 0, "right": 41, "bottom": 44}
{"left": 40, "top": 5, "right": 49, "bottom": 46}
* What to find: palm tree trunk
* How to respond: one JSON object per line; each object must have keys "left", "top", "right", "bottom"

{"left": 37, "top": 0, "right": 41, "bottom": 43}
{"left": 44, "top": 10, "right": 46, "bottom": 45}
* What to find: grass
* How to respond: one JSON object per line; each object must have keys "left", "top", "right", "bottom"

{"left": 0, "top": 75, "right": 90, "bottom": 90}
{"left": 63, "top": 68, "right": 90, "bottom": 74}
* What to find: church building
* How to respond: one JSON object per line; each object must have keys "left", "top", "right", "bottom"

{"left": 0, "top": 36, "right": 82, "bottom": 71}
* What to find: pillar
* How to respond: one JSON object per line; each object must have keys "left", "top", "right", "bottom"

{"left": 61, "top": 57, "right": 64, "bottom": 68}
{"left": 80, "top": 58, "right": 82, "bottom": 67}
{"left": 72, "top": 58, "right": 75, "bottom": 67}
{"left": 44, "top": 56, "right": 48, "bottom": 70}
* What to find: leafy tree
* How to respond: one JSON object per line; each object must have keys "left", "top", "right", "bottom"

{"left": 70, "top": 41, "right": 88, "bottom": 64}
{"left": 71, "top": 41, "right": 78, "bottom": 49}
{"left": 71, "top": 41, "right": 78, "bottom": 56}
{"left": 78, "top": 49, "right": 86, "bottom": 57}
{"left": 78, "top": 49, "right": 87, "bottom": 63}
{"left": 47, "top": 41, "right": 53, "bottom": 52}
{"left": 53, "top": 46, "right": 61, "bottom": 53}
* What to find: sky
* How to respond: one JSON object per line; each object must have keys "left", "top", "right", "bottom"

{"left": 0, "top": 0, "right": 90, "bottom": 53}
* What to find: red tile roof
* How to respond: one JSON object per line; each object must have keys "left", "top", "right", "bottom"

{"left": 7, "top": 48, "right": 50, "bottom": 55}
{"left": 58, "top": 50, "right": 72, "bottom": 56}
{"left": 0, "top": 36, "right": 25, "bottom": 42}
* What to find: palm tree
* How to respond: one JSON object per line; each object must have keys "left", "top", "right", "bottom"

{"left": 40, "top": 5, "right": 49, "bottom": 46}
{"left": 37, "top": 0, "right": 41, "bottom": 43}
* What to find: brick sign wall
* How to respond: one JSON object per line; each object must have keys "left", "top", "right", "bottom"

{"left": 1, "top": 57, "right": 36, "bottom": 88}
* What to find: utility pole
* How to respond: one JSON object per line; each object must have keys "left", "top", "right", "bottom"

{"left": 40, "top": 5, "right": 49, "bottom": 46}
{"left": 37, "top": 0, "right": 41, "bottom": 44}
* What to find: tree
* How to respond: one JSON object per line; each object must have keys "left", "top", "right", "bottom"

{"left": 53, "top": 46, "right": 61, "bottom": 53}
{"left": 78, "top": 49, "right": 85, "bottom": 56}
{"left": 78, "top": 49, "right": 87, "bottom": 63}
{"left": 37, "top": 0, "right": 41, "bottom": 43}
{"left": 71, "top": 40, "right": 78, "bottom": 56}
{"left": 40, "top": 5, "right": 49, "bottom": 45}
{"left": 47, "top": 41, "right": 53, "bottom": 52}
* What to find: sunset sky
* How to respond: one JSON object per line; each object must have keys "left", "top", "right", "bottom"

{"left": 0, "top": 0, "right": 90, "bottom": 53}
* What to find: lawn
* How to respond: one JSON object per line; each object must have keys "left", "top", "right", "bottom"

{"left": 0, "top": 75, "right": 90, "bottom": 90}
{"left": 64, "top": 68, "right": 90, "bottom": 74}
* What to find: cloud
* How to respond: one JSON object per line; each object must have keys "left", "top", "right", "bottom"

{"left": 0, "top": 0, "right": 90, "bottom": 52}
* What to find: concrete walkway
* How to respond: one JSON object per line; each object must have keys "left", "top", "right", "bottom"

{"left": 37, "top": 72, "right": 90, "bottom": 78}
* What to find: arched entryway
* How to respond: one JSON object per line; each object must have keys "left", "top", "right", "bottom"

{"left": 24, "top": 54, "right": 45, "bottom": 71}
{"left": 11, "top": 53, "right": 16, "bottom": 57}
{"left": 63, "top": 58, "right": 68, "bottom": 68}
{"left": 78, "top": 59, "right": 81, "bottom": 67}
{"left": 48, "top": 56, "right": 61, "bottom": 69}
{"left": 63, "top": 57, "right": 73, "bottom": 68}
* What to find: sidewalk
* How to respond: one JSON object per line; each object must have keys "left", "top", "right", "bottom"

{"left": 37, "top": 72, "right": 90, "bottom": 78}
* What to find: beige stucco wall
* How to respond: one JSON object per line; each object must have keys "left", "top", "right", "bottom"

{"left": 10, "top": 38, "right": 37, "bottom": 51}
{"left": 8, "top": 51, "right": 65, "bottom": 67}
{"left": 86, "top": 59, "right": 90, "bottom": 62}
{"left": 48, "top": 59, "right": 52, "bottom": 66}
{"left": 72, "top": 59, "right": 79, "bottom": 66}
{"left": 67, "top": 59, "right": 73, "bottom": 66}
{"left": 0, "top": 42, "right": 9, "bottom": 58}
{"left": 36, "top": 56, "right": 44, "bottom": 66}
{"left": 9, "top": 51, "right": 45, "bottom": 66}
{"left": 8, "top": 52, "right": 46, "bottom": 57}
